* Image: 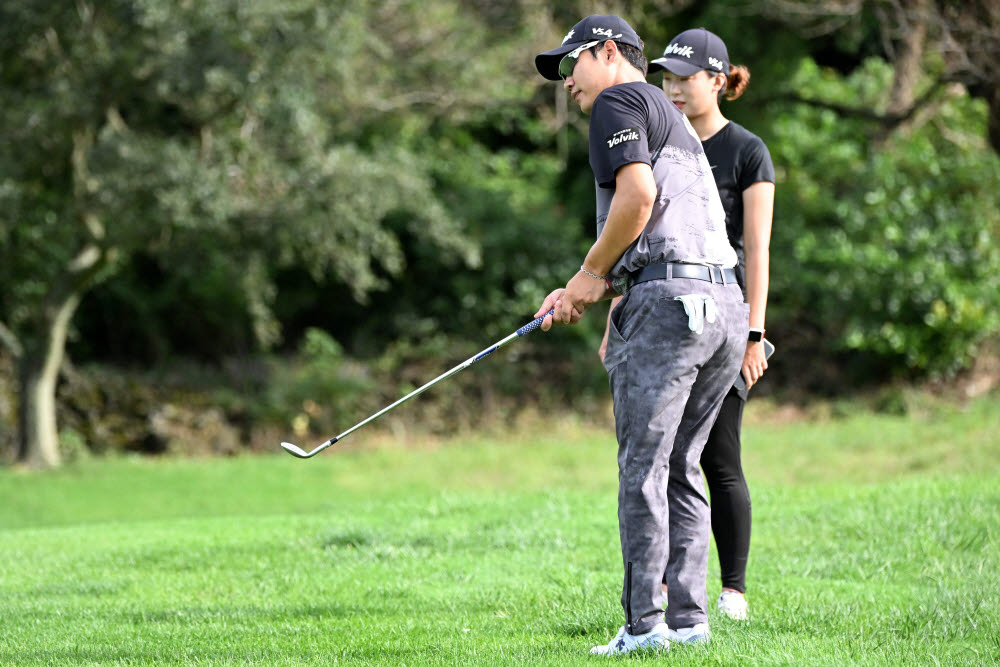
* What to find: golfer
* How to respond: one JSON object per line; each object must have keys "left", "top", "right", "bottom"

{"left": 647, "top": 28, "right": 775, "bottom": 621}
{"left": 534, "top": 15, "right": 748, "bottom": 655}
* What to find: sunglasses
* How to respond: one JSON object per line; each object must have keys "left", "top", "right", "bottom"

{"left": 558, "top": 40, "right": 602, "bottom": 80}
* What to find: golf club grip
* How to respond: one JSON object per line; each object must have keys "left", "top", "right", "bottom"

{"left": 517, "top": 309, "right": 555, "bottom": 337}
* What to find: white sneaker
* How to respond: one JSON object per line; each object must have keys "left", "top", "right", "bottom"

{"left": 589, "top": 623, "right": 670, "bottom": 655}
{"left": 667, "top": 622, "right": 711, "bottom": 644}
{"left": 717, "top": 590, "right": 749, "bottom": 620}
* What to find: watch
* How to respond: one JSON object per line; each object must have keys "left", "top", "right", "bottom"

{"left": 748, "top": 328, "right": 765, "bottom": 343}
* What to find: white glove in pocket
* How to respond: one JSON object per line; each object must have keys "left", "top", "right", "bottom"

{"left": 674, "top": 294, "right": 717, "bottom": 334}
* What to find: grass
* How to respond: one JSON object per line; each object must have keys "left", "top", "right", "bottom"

{"left": 1, "top": 394, "right": 998, "bottom": 665}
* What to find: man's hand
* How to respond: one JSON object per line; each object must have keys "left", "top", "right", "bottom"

{"left": 534, "top": 269, "right": 607, "bottom": 332}
{"left": 556, "top": 271, "right": 607, "bottom": 323}
{"left": 741, "top": 341, "right": 768, "bottom": 390}
{"left": 534, "top": 288, "right": 579, "bottom": 331}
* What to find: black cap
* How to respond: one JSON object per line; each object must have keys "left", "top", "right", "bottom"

{"left": 535, "top": 15, "right": 642, "bottom": 81}
{"left": 648, "top": 28, "right": 730, "bottom": 76}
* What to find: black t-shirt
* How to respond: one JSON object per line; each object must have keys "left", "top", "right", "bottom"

{"left": 588, "top": 81, "right": 686, "bottom": 186}
{"left": 701, "top": 121, "right": 775, "bottom": 289}
{"left": 588, "top": 82, "right": 737, "bottom": 280}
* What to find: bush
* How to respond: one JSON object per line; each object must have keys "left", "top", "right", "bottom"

{"left": 769, "top": 57, "right": 1000, "bottom": 379}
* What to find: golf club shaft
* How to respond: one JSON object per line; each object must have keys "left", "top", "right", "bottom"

{"left": 304, "top": 309, "right": 554, "bottom": 455}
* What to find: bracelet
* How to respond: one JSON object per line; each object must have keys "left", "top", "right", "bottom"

{"left": 579, "top": 266, "right": 606, "bottom": 281}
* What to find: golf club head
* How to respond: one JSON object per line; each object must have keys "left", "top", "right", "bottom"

{"left": 280, "top": 441, "right": 313, "bottom": 458}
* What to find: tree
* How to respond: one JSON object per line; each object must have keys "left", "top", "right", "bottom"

{"left": 759, "top": 0, "right": 1000, "bottom": 151}
{"left": 0, "top": 0, "right": 503, "bottom": 467}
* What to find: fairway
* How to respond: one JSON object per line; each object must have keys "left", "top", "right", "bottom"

{"left": 2, "top": 400, "right": 999, "bottom": 665}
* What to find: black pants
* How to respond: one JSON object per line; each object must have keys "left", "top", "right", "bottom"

{"left": 699, "top": 386, "right": 750, "bottom": 593}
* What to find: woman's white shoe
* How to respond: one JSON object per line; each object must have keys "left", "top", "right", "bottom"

{"left": 717, "top": 590, "right": 749, "bottom": 620}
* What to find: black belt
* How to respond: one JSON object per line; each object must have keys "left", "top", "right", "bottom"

{"left": 631, "top": 262, "right": 738, "bottom": 286}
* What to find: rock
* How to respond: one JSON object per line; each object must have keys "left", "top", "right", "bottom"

{"left": 148, "top": 403, "right": 241, "bottom": 456}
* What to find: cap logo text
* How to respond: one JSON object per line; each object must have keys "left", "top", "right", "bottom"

{"left": 664, "top": 43, "right": 694, "bottom": 59}
{"left": 592, "top": 27, "right": 623, "bottom": 39}
{"left": 708, "top": 57, "right": 724, "bottom": 70}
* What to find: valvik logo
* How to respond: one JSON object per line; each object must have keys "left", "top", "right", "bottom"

{"left": 664, "top": 42, "right": 694, "bottom": 58}
{"left": 606, "top": 127, "right": 640, "bottom": 149}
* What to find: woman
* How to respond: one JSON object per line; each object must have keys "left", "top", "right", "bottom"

{"left": 651, "top": 27, "right": 774, "bottom": 622}
{"left": 599, "top": 27, "right": 774, "bottom": 626}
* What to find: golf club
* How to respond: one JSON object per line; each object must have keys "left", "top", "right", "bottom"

{"left": 280, "top": 309, "right": 554, "bottom": 458}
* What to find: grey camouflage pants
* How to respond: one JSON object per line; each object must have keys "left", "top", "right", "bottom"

{"left": 602, "top": 277, "right": 748, "bottom": 634}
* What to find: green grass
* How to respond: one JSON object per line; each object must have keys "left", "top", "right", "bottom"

{"left": 1, "top": 396, "right": 999, "bottom": 665}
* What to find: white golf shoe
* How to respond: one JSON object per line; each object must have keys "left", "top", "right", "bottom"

{"left": 667, "top": 622, "right": 711, "bottom": 644}
{"left": 589, "top": 623, "right": 671, "bottom": 655}
{"left": 717, "top": 590, "right": 749, "bottom": 620}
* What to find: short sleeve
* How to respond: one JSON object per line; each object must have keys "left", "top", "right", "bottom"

{"left": 737, "top": 135, "right": 775, "bottom": 191}
{"left": 588, "top": 89, "right": 651, "bottom": 188}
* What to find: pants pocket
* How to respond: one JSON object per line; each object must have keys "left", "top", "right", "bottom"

{"left": 603, "top": 297, "right": 629, "bottom": 373}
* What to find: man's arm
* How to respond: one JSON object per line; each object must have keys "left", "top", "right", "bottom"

{"left": 536, "top": 162, "right": 656, "bottom": 330}
{"left": 582, "top": 162, "right": 657, "bottom": 278}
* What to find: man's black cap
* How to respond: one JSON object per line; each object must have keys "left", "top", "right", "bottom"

{"left": 648, "top": 28, "right": 730, "bottom": 76}
{"left": 535, "top": 15, "right": 642, "bottom": 81}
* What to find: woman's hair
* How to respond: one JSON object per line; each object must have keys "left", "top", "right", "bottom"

{"left": 723, "top": 64, "right": 750, "bottom": 101}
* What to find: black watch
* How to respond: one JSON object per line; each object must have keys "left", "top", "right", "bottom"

{"left": 748, "top": 328, "right": 765, "bottom": 343}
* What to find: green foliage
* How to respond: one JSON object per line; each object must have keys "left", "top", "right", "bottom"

{"left": 351, "top": 137, "right": 597, "bottom": 346}
{"left": 2, "top": 0, "right": 1000, "bottom": 404}
{"left": 0, "top": 0, "right": 488, "bottom": 355}
{"left": 256, "top": 327, "right": 376, "bottom": 435}
{"left": 770, "top": 57, "right": 1000, "bottom": 377}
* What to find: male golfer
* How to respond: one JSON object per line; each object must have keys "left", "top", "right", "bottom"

{"left": 533, "top": 15, "right": 748, "bottom": 655}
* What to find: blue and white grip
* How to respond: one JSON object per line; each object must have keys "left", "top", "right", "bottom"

{"left": 471, "top": 309, "right": 555, "bottom": 362}
{"left": 516, "top": 309, "right": 555, "bottom": 337}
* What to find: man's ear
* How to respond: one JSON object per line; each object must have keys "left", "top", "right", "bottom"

{"left": 602, "top": 39, "right": 619, "bottom": 63}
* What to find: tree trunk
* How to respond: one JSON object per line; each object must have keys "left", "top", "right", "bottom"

{"left": 14, "top": 223, "right": 108, "bottom": 469}
{"left": 887, "top": 0, "right": 929, "bottom": 117}
{"left": 16, "top": 290, "right": 83, "bottom": 469}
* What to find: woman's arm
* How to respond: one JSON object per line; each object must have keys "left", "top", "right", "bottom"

{"left": 741, "top": 181, "right": 774, "bottom": 389}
